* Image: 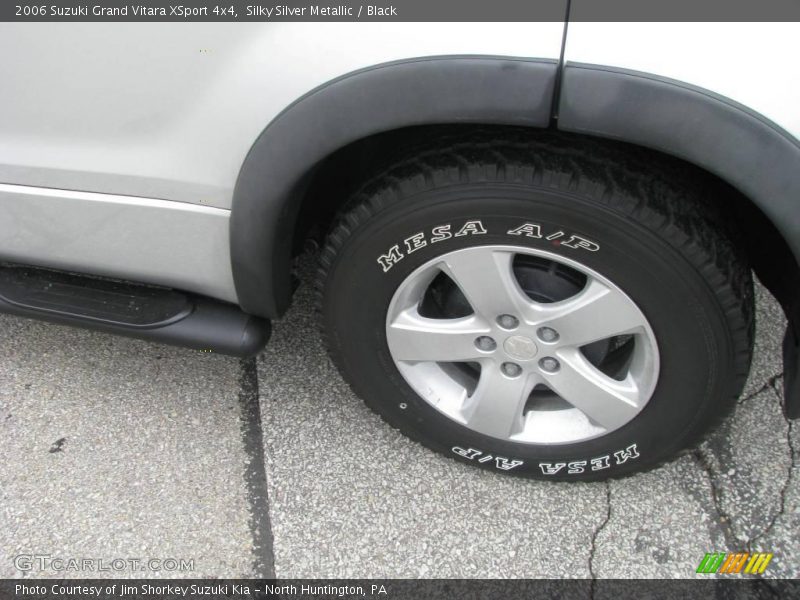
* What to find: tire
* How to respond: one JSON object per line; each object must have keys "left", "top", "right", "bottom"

{"left": 317, "top": 131, "right": 754, "bottom": 481}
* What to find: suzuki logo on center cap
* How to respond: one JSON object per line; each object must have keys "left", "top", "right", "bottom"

{"left": 503, "top": 336, "right": 539, "bottom": 361}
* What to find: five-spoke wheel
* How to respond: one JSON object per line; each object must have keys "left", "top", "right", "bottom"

{"left": 386, "top": 246, "right": 659, "bottom": 444}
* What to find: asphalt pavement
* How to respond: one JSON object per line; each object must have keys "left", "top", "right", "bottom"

{"left": 0, "top": 257, "right": 797, "bottom": 580}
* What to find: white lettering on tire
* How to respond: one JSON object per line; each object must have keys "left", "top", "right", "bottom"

{"left": 377, "top": 220, "right": 600, "bottom": 272}
{"left": 404, "top": 232, "right": 427, "bottom": 254}
{"left": 561, "top": 235, "right": 600, "bottom": 252}
{"left": 507, "top": 223, "right": 543, "bottom": 238}
{"left": 431, "top": 224, "right": 452, "bottom": 243}
{"left": 536, "top": 444, "right": 640, "bottom": 475}
{"left": 454, "top": 220, "right": 487, "bottom": 237}
{"left": 451, "top": 446, "right": 524, "bottom": 471}
{"left": 377, "top": 244, "right": 404, "bottom": 272}
{"left": 613, "top": 444, "right": 640, "bottom": 465}
{"left": 538, "top": 463, "right": 567, "bottom": 475}
{"left": 568, "top": 460, "right": 587, "bottom": 474}
{"left": 453, "top": 443, "right": 638, "bottom": 475}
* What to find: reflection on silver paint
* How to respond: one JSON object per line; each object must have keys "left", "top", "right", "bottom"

{"left": 0, "top": 23, "right": 564, "bottom": 208}
{"left": 0, "top": 183, "right": 237, "bottom": 303}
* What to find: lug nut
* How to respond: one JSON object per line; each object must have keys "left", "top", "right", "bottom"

{"left": 537, "top": 327, "right": 560, "bottom": 343}
{"left": 497, "top": 314, "right": 519, "bottom": 330}
{"left": 475, "top": 336, "right": 497, "bottom": 352}
{"left": 501, "top": 362, "right": 523, "bottom": 378}
{"left": 539, "top": 357, "right": 560, "bottom": 373}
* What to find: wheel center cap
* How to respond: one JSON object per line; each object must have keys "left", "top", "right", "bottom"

{"left": 503, "top": 335, "right": 538, "bottom": 361}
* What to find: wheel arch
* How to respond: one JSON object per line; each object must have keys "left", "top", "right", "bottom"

{"left": 557, "top": 62, "right": 800, "bottom": 417}
{"left": 230, "top": 58, "right": 800, "bottom": 418}
{"left": 229, "top": 55, "right": 560, "bottom": 319}
{"left": 556, "top": 63, "right": 800, "bottom": 262}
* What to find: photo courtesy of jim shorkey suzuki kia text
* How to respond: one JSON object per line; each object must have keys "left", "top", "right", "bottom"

{"left": 15, "top": 583, "right": 388, "bottom": 597}
{"left": 1, "top": 0, "right": 799, "bottom": 592}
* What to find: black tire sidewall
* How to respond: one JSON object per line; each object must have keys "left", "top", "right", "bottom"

{"left": 323, "top": 184, "right": 737, "bottom": 480}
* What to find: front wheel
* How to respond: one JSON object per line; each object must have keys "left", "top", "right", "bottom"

{"left": 317, "top": 133, "right": 753, "bottom": 480}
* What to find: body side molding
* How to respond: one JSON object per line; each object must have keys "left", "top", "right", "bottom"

{"left": 230, "top": 56, "right": 559, "bottom": 318}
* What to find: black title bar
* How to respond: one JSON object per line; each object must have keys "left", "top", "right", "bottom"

{"left": 3, "top": 0, "right": 800, "bottom": 22}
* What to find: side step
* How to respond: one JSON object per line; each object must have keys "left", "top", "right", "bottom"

{"left": 0, "top": 265, "right": 270, "bottom": 357}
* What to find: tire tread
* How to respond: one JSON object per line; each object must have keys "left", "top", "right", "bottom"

{"left": 315, "top": 129, "right": 754, "bottom": 479}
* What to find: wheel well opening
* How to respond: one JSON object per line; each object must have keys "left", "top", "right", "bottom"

{"left": 289, "top": 125, "right": 455, "bottom": 255}
{"left": 289, "top": 124, "right": 798, "bottom": 319}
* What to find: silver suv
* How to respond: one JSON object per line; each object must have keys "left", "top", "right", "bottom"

{"left": 1, "top": 22, "right": 799, "bottom": 479}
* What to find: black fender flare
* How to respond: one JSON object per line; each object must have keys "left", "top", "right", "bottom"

{"left": 557, "top": 62, "right": 800, "bottom": 265}
{"left": 229, "top": 55, "right": 559, "bottom": 318}
{"left": 557, "top": 63, "right": 800, "bottom": 417}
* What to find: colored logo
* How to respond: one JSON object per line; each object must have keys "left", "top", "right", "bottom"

{"left": 696, "top": 552, "right": 773, "bottom": 575}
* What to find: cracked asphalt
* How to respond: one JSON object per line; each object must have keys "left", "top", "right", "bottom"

{"left": 0, "top": 259, "right": 798, "bottom": 580}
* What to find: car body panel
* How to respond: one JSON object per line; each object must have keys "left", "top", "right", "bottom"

{"left": 0, "top": 183, "right": 237, "bottom": 302}
{"left": 0, "top": 22, "right": 565, "bottom": 209}
{"left": 0, "top": 22, "right": 565, "bottom": 301}
{"left": 563, "top": 22, "right": 800, "bottom": 141}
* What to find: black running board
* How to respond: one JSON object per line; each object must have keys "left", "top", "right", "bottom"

{"left": 0, "top": 265, "right": 270, "bottom": 357}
